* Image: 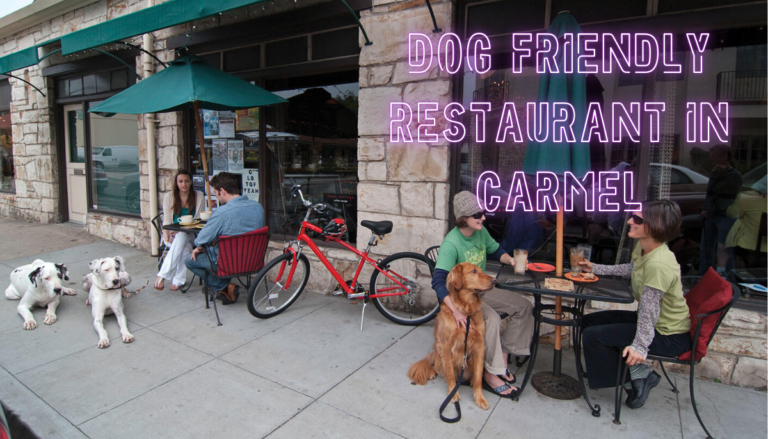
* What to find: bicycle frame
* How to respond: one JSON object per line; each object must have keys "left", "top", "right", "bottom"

{"left": 277, "top": 208, "right": 413, "bottom": 299}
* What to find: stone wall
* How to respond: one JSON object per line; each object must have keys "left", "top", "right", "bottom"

{"left": 355, "top": 0, "right": 454, "bottom": 263}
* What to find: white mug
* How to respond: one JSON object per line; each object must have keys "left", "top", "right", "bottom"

{"left": 179, "top": 215, "right": 193, "bottom": 223}
{"left": 199, "top": 211, "right": 212, "bottom": 221}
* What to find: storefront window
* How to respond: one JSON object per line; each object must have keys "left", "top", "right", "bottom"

{"left": 267, "top": 82, "right": 359, "bottom": 243}
{"left": 0, "top": 79, "right": 13, "bottom": 193}
{"left": 89, "top": 101, "right": 141, "bottom": 215}
{"left": 459, "top": 29, "right": 766, "bottom": 294}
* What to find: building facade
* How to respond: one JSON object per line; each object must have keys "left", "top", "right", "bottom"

{"left": 0, "top": 0, "right": 765, "bottom": 388}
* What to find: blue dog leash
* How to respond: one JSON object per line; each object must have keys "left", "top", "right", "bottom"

{"left": 439, "top": 315, "right": 471, "bottom": 423}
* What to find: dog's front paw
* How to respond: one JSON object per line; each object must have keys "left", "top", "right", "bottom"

{"left": 451, "top": 392, "right": 461, "bottom": 403}
{"left": 62, "top": 287, "right": 77, "bottom": 296}
{"left": 23, "top": 320, "right": 37, "bottom": 330}
{"left": 122, "top": 333, "right": 135, "bottom": 343}
{"left": 85, "top": 299, "right": 90, "bottom": 306}
{"left": 44, "top": 314, "right": 57, "bottom": 325}
{"left": 97, "top": 338, "right": 110, "bottom": 348}
{"left": 474, "top": 394, "right": 490, "bottom": 410}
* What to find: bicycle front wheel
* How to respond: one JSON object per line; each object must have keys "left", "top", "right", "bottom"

{"left": 247, "top": 252, "right": 310, "bottom": 319}
{"left": 369, "top": 252, "right": 438, "bottom": 325}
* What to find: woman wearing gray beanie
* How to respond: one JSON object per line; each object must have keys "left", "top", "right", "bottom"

{"left": 431, "top": 191, "right": 535, "bottom": 397}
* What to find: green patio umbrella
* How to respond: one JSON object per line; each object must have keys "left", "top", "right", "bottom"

{"left": 90, "top": 55, "right": 288, "bottom": 207}
{"left": 523, "top": 11, "right": 590, "bottom": 401}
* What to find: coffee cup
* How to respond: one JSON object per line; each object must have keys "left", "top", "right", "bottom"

{"left": 199, "top": 211, "right": 212, "bottom": 221}
{"left": 179, "top": 215, "right": 193, "bottom": 224}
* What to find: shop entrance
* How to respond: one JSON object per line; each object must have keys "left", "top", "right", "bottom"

{"left": 63, "top": 103, "right": 87, "bottom": 223}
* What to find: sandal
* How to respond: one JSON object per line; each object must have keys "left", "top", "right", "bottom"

{"left": 154, "top": 277, "right": 164, "bottom": 290}
{"left": 169, "top": 284, "right": 180, "bottom": 291}
{"left": 482, "top": 378, "right": 517, "bottom": 398}
{"left": 498, "top": 368, "right": 516, "bottom": 386}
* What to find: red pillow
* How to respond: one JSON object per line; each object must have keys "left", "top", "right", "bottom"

{"left": 678, "top": 268, "right": 732, "bottom": 361}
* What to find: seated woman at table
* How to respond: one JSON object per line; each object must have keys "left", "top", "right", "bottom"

{"left": 155, "top": 170, "right": 206, "bottom": 291}
{"left": 579, "top": 200, "right": 691, "bottom": 409}
{"left": 432, "top": 191, "right": 535, "bottom": 397}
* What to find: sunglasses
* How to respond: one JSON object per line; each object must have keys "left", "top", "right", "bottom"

{"left": 470, "top": 211, "right": 487, "bottom": 220}
{"left": 630, "top": 214, "right": 644, "bottom": 225}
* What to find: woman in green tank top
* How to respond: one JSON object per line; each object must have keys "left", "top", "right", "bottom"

{"left": 579, "top": 200, "right": 692, "bottom": 410}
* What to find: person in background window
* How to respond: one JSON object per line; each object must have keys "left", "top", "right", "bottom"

{"left": 185, "top": 172, "right": 264, "bottom": 304}
{"left": 432, "top": 191, "right": 535, "bottom": 398}
{"left": 579, "top": 200, "right": 691, "bottom": 409}
{"left": 700, "top": 145, "right": 742, "bottom": 276}
{"left": 725, "top": 174, "right": 767, "bottom": 268}
{"left": 155, "top": 170, "right": 205, "bottom": 291}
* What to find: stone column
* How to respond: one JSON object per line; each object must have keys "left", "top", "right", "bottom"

{"left": 356, "top": 0, "right": 454, "bottom": 260}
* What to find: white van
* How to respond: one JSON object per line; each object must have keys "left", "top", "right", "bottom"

{"left": 92, "top": 145, "right": 139, "bottom": 171}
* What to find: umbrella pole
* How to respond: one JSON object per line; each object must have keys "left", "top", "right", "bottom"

{"left": 193, "top": 101, "right": 213, "bottom": 209}
{"left": 554, "top": 195, "right": 564, "bottom": 377}
{"left": 531, "top": 194, "right": 581, "bottom": 400}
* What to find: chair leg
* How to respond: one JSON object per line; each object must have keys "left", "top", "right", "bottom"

{"left": 689, "top": 361, "right": 714, "bottom": 439}
{"left": 613, "top": 357, "right": 627, "bottom": 425}
{"left": 204, "top": 284, "right": 210, "bottom": 309}
{"left": 659, "top": 361, "right": 679, "bottom": 394}
{"left": 211, "top": 288, "right": 223, "bottom": 326}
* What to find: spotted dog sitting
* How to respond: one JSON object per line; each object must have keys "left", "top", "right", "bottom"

{"left": 5, "top": 260, "right": 77, "bottom": 330}
{"left": 80, "top": 257, "right": 135, "bottom": 349}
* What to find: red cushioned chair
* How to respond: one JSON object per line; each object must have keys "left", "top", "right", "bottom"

{"left": 203, "top": 226, "right": 270, "bottom": 326}
{"left": 612, "top": 269, "right": 741, "bottom": 438}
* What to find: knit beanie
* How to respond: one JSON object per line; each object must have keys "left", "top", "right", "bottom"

{"left": 453, "top": 191, "right": 482, "bottom": 219}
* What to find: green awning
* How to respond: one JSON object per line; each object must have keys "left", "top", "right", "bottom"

{"left": 0, "top": 38, "right": 60, "bottom": 75}
{"left": 61, "top": 0, "right": 268, "bottom": 56}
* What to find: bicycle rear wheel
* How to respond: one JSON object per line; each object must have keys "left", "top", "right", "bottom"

{"left": 247, "top": 252, "right": 310, "bottom": 319}
{"left": 369, "top": 252, "right": 438, "bottom": 325}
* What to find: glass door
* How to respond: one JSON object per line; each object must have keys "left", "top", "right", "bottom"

{"left": 63, "top": 104, "right": 87, "bottom": 223}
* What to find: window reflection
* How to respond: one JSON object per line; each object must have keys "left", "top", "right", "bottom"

{"left": 89, "top": 102, "right": 140, "bottom": 215}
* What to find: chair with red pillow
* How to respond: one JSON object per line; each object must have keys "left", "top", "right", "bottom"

{"left": 613, "top": 268, "right": 741, "bottom": 438}
{"left": 202, "top": 226, "right": 270, "bottom": 326}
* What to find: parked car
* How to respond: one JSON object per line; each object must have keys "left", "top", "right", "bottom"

{"left": 650, "top": 163, "right": 709, "bottom": 217}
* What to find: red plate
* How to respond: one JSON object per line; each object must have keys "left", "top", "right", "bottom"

{"left": 565, "top": 272, "right": 599, "bottom": 283}
{"left": 527, "top": 263, "right": 555, "bottom": 272}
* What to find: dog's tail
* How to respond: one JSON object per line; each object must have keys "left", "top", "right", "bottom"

{"left": 5, "top": 285, "right": 21, "bottom": 300}
{"left": 408, "top": 351, "right": 437, "bottom": 385}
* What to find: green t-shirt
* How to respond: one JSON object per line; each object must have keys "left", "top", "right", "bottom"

{"left": 630, "top": 242, "right": 691, "bottom": 336}
{"left": 435, "top": 226, "right": 500, "bottom": 272}
{"left": 173, "top": 207, "right": 192, "bottom": 224}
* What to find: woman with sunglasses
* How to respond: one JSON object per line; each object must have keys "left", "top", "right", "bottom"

{"left": 578, "top": 200, "right": 691, "bottom": 409}
{"left": 431, "top": 191, "right": 535, "bottom": 398}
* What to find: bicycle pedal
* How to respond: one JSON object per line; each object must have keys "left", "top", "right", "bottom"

{"left": 332, "top": 289, "right": 345, "bottom": 296}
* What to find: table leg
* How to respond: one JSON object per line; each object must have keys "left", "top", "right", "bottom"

{"left": 572, "top": 299, "right": 602, "bottom": 417}
{"left": 509, "top": 294, "right": 542, "bottom": 401}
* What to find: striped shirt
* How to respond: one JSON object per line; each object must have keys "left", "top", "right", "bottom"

{"left": 194, "top": 195, "right": 265, "bottom": 262}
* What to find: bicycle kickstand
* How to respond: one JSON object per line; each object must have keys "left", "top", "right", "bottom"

{"left": 360, "top": 301, "right": 366, "bottom": 331}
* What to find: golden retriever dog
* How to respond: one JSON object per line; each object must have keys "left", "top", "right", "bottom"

{"left": 408, "top": 262, "right": 496, "bottom": 410}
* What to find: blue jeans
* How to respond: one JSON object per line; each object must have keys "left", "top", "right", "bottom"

{"left": 184, "top": 252, "right": 231, "bottom": 292}
{"left": 699, "top": 216, "right": 736, "bottom": 275}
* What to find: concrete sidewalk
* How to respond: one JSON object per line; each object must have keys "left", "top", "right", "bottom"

{"left": 0, "top": 218, "right": 765, "bottom": 439}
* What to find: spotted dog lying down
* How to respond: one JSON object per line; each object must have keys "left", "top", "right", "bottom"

{"left": 80, "top": 256, "right": 140, "bottom": 349}
{"left": 5, "top": 260, "right": 77, "bottom": 330}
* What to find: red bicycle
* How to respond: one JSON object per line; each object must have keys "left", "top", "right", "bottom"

{"left": 247, "top": 183, "right": 439, "bottom": 326}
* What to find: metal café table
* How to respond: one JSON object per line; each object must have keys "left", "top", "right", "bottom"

{"left": 161, "top": 221, "right": 205, "bottom": 293}
{"left": 496, "top": 264, "right": 634, "bottom": 417}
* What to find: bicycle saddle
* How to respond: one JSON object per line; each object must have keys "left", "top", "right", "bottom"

{"left": 361, "top": 220, "right": 393, "bottom": 235}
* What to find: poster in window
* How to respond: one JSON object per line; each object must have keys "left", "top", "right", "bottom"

{"left": 212, "top": 139, "right": 228, "bottom": 172}
{"left": 236, "top": 107, "right": 259, "bottom": 131}
{"left": 243, "top": 169, "right": 259, "bottom": 201}
{"left": 227, "top": 139, "right": 244, "bottom": 173}
{"left": 219, "top": 119, "right": 235, "bottom": 138}
{"left": 203, "top": 110, "right": 219, "bottom": 139}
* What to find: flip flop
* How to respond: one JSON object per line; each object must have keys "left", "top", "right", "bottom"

{"left": 169, "top": 284, "right": 180, "bottom": 291}
{"left": 482, "top": 379, "right": 516, "bottom": 398}
{"left": 498, "top": 368, "right": 516, "bottom": 386}
{"left": 154, "top": 278, "right": 164, "bottom": 290}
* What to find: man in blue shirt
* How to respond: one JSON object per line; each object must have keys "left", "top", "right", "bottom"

{"left": 185, "top": 172, "right": 264, "bottom": 302}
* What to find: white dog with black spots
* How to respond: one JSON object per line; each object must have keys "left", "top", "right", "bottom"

{"left": 5, "top": 260, "right": 77, "bottom": 330}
